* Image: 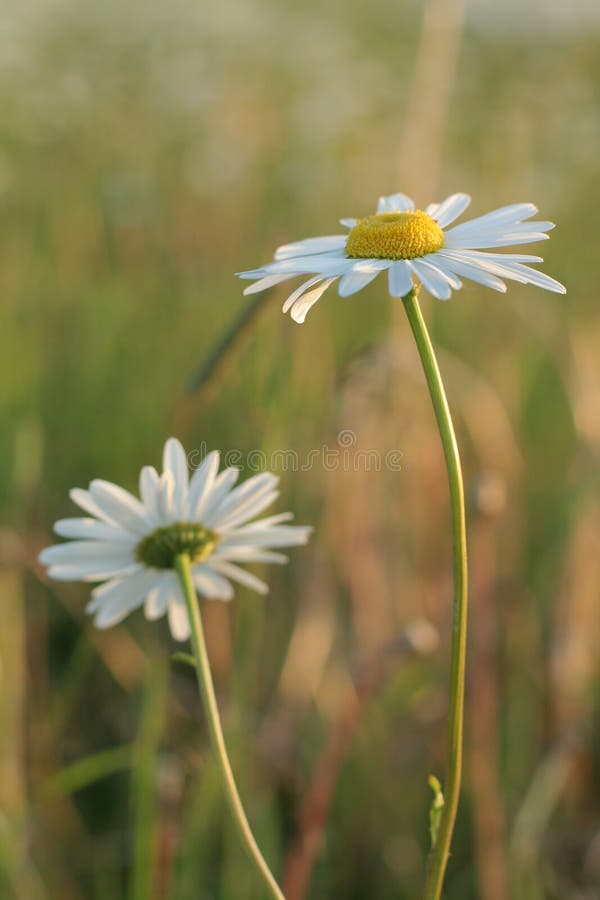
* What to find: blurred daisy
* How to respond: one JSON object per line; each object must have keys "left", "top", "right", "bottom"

{"left": 238, "top": 191, "right": 565, "bottom": 322}
{"left": 39, "top": 439, "right": 311, "bottom": 641}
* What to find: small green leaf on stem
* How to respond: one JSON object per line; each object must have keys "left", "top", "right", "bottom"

{"left": 428, "top": 774, "right": 445, "bottom": 849}
{"left": 171, "top": 651, "right": 197, "bottom": 669}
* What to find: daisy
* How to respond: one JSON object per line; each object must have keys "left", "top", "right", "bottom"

{"left": 39, "top": 438, "right": 311, "bottom": 641}
{"left": 237, "top": 191, "right": 566, "bottom": 322}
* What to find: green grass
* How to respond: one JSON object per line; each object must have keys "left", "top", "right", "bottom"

{"left": 1, "top": 2, "right": 599, "bottom": 898}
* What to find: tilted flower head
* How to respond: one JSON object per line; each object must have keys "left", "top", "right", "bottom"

{"left": 39, "top": 439, "right": 311, "bottom": 641}
{"left": 237, "top": 191, "right": 566, "bottom": 323}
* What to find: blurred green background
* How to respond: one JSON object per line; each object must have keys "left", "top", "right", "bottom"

{"left": 1, "top": 0, "right": 599, "bottom": 897}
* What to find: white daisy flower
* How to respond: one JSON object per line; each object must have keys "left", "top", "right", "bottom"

{"left": 39, "top": 438, "right": 311, "bottom": 641}
{"left": 237, "top": 191, "right": 566, "bottom": 323}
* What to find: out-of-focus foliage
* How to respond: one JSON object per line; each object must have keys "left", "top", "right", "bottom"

{"left": 1, "top": 1, "right": 599, "bottom": 898}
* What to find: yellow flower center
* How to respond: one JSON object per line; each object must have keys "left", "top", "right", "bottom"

{"left": 345, "top": 210, "right": 444, "bottom": 260}
{"left": 136, "top": 522, "right": 218, "bottom": 569}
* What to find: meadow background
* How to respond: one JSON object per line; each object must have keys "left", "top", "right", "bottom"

{"left": 1, "top": 0, "right": 599, "bottom": 897}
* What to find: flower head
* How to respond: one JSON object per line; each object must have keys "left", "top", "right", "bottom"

{"left": 39, "top": 439, "right": 311, "bottom": 640}
{"left": 237, "top": 192, "right": 566, "bottom": 322}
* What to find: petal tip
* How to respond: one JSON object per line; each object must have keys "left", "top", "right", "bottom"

{"left": 38, "top": 546, "right": 52, "bottom": 565}
{"left": 164, "top": 436, "right": 183, "bottom": 454}
{"left": 290, "top": 308, "right": 307, "bottom": 324}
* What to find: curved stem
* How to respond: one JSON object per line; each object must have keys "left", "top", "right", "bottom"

{"left": 175, "top": 553, "right": 285, "bottom": 900}
{"left": 401, "top": 289, "right": 469, "bottom": 900}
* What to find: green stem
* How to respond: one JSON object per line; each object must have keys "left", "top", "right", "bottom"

{"left": 401, "top": 289, "right": 469, "bottom": 900}
{"left": 175, "top": 554, "right": 285, "bottom": 900}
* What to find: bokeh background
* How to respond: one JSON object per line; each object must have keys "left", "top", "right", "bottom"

{"left": 1, "top": 0, "right": 599, "bottom": 897}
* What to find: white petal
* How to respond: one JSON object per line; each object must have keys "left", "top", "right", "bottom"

{"left": 197, "top": 467, "right": 240, "bottom": 524}
{"left": 446, "top": 202, "right": 539, "bottom": 234}
{"left": 139, "top": 466, "right": 161, "bottom": 522}
{"left": 238, "top": 512, "right": 294, "bottom": 529}
{"left": 448, "top": 219, "right": 554, "bottom": 236}
{"left": 86, "top": 577, "right": 124, "bottom": 613}
{"left": 377, "top": 193, "right": 415, "bottom": 213}
{"left": 213, "top": 490, "right": 279, "bottom": 531}
{"left": 432, "top": 193, "right": 471, "bottom": 228}
{"left": 70, "top": 488, "right": 118, "bottom": 524}
{"left": 434, "top": 251, "right": 507, "bottom": 292}
{"left": 452, "top": 250, "right": 566, "bottom": 294}
{"left": 513, "top": 265, "right": 565, "bottom": 294}
{"left": 217, "top": 474, "right": 279, "bottom": 511}
{"left": 156, "top": 471, "right": 176, "bottom": 522}
{"left": 47, "top": 560, "right": 142, "bottom": 582}
{"left": 208, "top": 473, "right": 279, "bottom": 529}
{"left": 282, "top": 277, "right": 321, "bottom": 314}
{"left": 338, "top": 262, "right": 387, "bottom": 298}
{"left": 340, "top": 218, "right": 357, "bottom": 228}
{"left": 486, "top": 261, "right": 566, "bottom": 294}
{"left": 144, "top": 573, "right": 175, "bottom": 620}
{"left": 53, "top": 518, "right": 137, "bottom": 543}
{"left": 388, "top": 260, "right": 413, "bottom": 297}
{"left": 257, "top": 253, "right": 350, "bottom": 277}
{"left": 89, "top": 480, "right": 151, "bottom": 534}
{"left": 448, "top": 220, "right": 555, "bottom": 240}
{"left": 167, "top": 595, "right": 191, "bottom": 641}
{"left": 449, "top": 251, "right": 529, "bottom": 282}
{"left": 192, "top": 565, "right": 235, "bottom": 600}
{"left": 162, "top": 439, "right": 189, "bottom": 519}
{"left": 40, "top": 540, "right": 137, "bottom": 565}
{"left": 290, "top": 277, "right": 338, "bottom": 324}
{"left": 87, "top": 569, "right": 158, "bottom": 627}
{"left": 214, "top": 546, "right": 287, "bottom": 564}
{"left": 187, "top": 450, "right": 221, "bottom": 519}
{"left": 274, "top": 235, "right": 348, "bottom": 260}
{"left": 408, "top": 259, "right": 452, "bottom": 300}
{"left": 220, "top": 525, "right": 312, "bottom": 547}
{"left": 237, "top": 267, "right": 271, "bottom": 280}
{"left": 420, "top": 256, "right": 462, "bottom": 289}
{"left": 243, "top": 273, "right": 298, "bottom": 295}
{"left": 209, "top": 559, "right": 268, "bottom": 595}
{"left": 465, "top": 251, "right": 544, "bottom": 263}
{"left": 444, "top": 230, "right": 551, "bottom": 250}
